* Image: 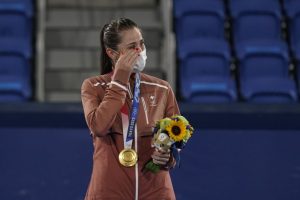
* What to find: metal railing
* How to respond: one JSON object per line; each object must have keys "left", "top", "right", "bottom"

{"left": 36, "top": 0, "right": 47, "bottom": 101}
{"left": 160, "top": 0, "right": 176, "bottom": 92}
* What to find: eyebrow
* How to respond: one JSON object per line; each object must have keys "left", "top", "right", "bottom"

{"left": 125, "top": 39, "right": 144, "bottom": 47}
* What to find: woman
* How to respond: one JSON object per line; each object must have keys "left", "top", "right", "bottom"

{"left": 81, "top": 18, "right": 180, "bottom": 200}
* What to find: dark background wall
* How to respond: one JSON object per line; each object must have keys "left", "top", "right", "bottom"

{"left": 1, "top": 103, "right": 300, "bottom": 200}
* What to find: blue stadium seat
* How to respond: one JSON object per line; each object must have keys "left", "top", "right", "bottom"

{"left": 236, "top": 39, "right": 290, "bottom": 79}
{"left": 0, "top": 38, "right": 32, "bottom": 101}
{"left": 181, "top": 77, "right": 237, "bottom": 103}
{"left": 178, "top": 38, "right": 237, "bottom": 103}
{"left": 229, "top": 0, "right": 282, "bottom": 45}
{"left": 174, "top": 0, "right": 225, "bottom": 48}
{"left": 0, "top": 76, "right": 31, "bottom": 101}
{"left": 0, "top": 0, "right": 33, "bottom": 39}
{"left": 236, "top": 39, "right": 298, "bottom": 103}
{"left": 241, "top": 77, "right": 298, "bottom": 103}
{"left": 0, "top": 37, "right": 31, "bottom": 58}
{"left": 284, "top": 0, "right": 300, "bottom": 54}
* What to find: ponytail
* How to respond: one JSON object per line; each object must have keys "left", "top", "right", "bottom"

{"left": 100, "top": 24, "right": 112, "bottom": 74}
{"left": 99, "top": 18, "right": 138, "bottom": 75}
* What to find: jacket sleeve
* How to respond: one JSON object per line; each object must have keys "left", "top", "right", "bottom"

{"left": 81, "top": 69, "right": 131, "bottom": 137}
{"left": 164, "top": 83, "right": 180, "bottom": 118}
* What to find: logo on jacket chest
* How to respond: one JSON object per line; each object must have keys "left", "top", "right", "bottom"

{"left": 149, "top": 95, "right": 157, "bottom": 107}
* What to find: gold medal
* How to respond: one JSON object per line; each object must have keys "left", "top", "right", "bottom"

{"left": 119, "top": 148, "right": 138, "bottom": 167}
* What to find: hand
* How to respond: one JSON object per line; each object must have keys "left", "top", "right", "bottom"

{"left": 151, "top": 149, "right": 170, "bottom": 166}
{"left": 114, "top": 49, "right": 139, "bottom": 73}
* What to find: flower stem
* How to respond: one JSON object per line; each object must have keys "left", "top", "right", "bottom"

{"left": 145, "top": 161, "right": 160, "bottom": 173}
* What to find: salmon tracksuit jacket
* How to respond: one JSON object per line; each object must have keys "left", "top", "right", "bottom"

{"left": 81, "top": 69, "right": 180, "bottom": 200}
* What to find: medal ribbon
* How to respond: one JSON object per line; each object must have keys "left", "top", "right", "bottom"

{"left": 121, "top": 72, "right": 141, "bottom": 149}
{"left": 120, "top": 73, "right": 140, "bottom": 200}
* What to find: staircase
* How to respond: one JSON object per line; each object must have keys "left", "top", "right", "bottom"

{"left": 39, "top": 0, "right": 166, "bottom": 102}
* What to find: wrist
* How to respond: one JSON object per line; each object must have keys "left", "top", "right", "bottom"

{"left": 112, "top": 67, "right": 132, "bottom": 85}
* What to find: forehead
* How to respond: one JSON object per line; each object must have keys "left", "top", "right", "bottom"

{"left": 119, "top": 27, "right": 143, "bottom": 46}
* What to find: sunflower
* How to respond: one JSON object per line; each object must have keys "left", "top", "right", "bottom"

{"left": 165, "top": 119, "right": 187, "bottom": 142}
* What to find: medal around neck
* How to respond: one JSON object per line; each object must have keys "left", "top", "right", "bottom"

{"left": 119, "top": 148, "right": 138, "bottom": 167}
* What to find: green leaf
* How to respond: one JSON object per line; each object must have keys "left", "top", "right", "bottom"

{"left": 145, "top": 161, "right": 160, "bottom": 173}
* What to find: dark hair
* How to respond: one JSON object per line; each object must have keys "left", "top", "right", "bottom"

{"left": 100, "top": 18, "right": 138, "bottom": 74}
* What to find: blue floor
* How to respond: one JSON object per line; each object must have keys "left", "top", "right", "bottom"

{"left": 0, "top": 128, "right": 92, "bottom": 200}
{"left": 172, "top": 130, "right": 300, "bottom": 200}
{"left": 1, "top": 128, "right": 300, "bottom": 200}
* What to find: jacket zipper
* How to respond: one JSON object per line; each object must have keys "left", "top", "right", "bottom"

{"left": 141, "top": 97, "right": 149, "bottom": 125}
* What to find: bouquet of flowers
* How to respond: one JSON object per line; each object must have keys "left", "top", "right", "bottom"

{"left": 145, "top": 115, "right": 194, "bottom": 173}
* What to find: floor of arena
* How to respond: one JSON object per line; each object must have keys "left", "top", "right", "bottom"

{"left": 0, "top": 103, "right": 300, "bottom": 200}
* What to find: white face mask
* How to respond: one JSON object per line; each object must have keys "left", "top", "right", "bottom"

{"left": 133, "top": 48, "right": 147, "bottom": 72}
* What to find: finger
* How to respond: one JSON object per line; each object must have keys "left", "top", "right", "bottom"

{"left": 152, "top": 156, "right": 169, "bottom": 165}
{"left": 124, "top": 49, "right": 136, "bottom": 59}
{"left": 156, "top": 148, "right": 171, "bottom": 153}
{"left": 152, "top": 153, "right": 170, "bottom": 160}
{"left": 127, "top": 52, "right": 139, "bottom": 67}
{"left": 153, "top": 151, "right": 170, "bottom": 158}
{"left": 151, "top": 154, "right": 169, "bottom": 163}
{"left": 120, "top": 48, "right": 126, "bottom": 55}
{"left": 124, "top": 51, "right": 138, "bottom": 67}
{"left": 152, "top": 156, "right": 169, "bottom": 164}
{"left": 153, "top": 154, "right": 170, "bottom": 160}
{"left": 123, "top": 49, "right": 137, "bottom": 62}
{"left": 153, "top": 159, "right": 167, "bottom": 165}
{"left": 121, "top": 48, "right": 132, "bottom": 56}
{"left": 152, "top": 154, "right": 170, "bottom": 161}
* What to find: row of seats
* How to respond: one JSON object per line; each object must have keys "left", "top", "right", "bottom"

{"left": 175, "top": 0, "right": 299, "bottom": 48}
{"left": 174, "top": 0, "right": 300, "bottom": 103}
{"left": 0, "top": 0, "right": 33, "bottom": 102}
{"left": 178, "top": 38, "right": 299, "bottom": 103}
